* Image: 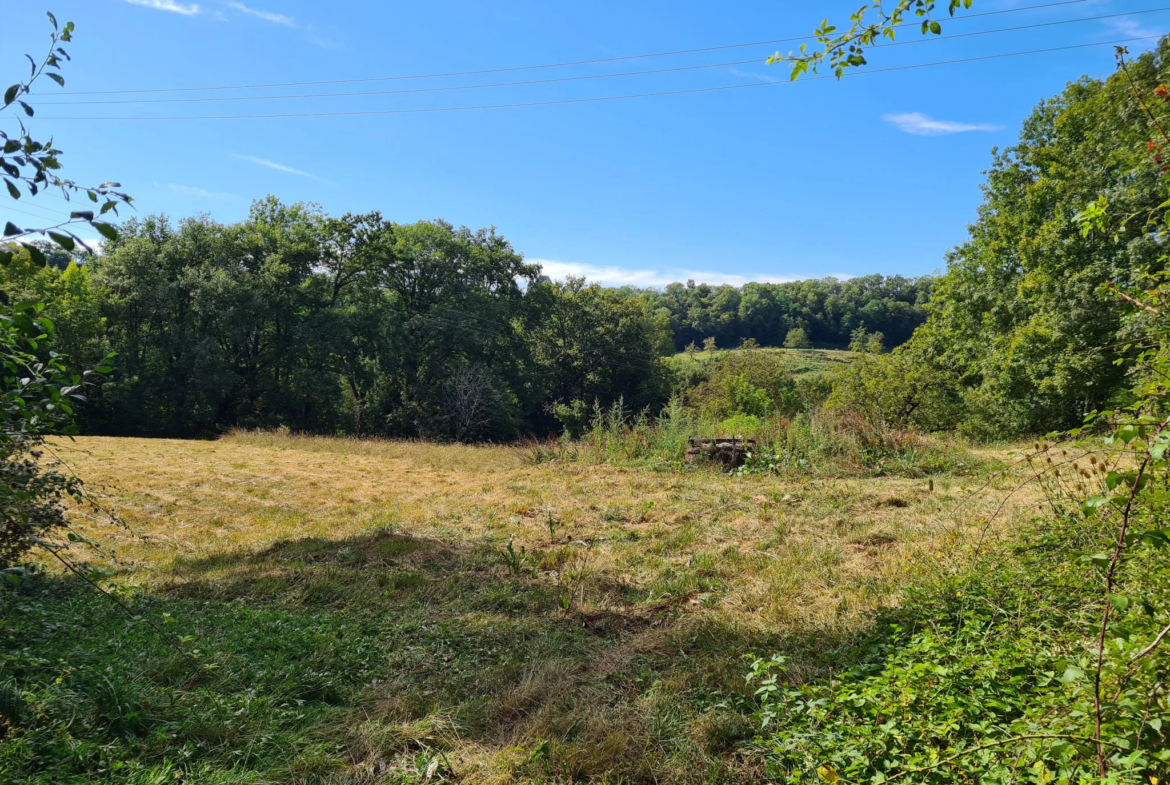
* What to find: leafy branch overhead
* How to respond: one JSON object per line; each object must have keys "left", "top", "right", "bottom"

{"left": 1, "top": 12, "right": 130, "bottom": 268}
{"left": 772, "top": 0, "right": 976, "bottom": 79}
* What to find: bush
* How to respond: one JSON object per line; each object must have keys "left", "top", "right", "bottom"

{"left": 826, "top": 347, "right": 963, "bottom": 432}
{"left": 718, "top": 413, "right": 764, "bottom": 435}
{"left": 750, "top": 510, "right": 1170, "bottom": 784}
{"left": 0, "top": 303, "right": 110, "bottom": 567}
{"left": 727, "top": 374, "right": 772, "bottom": 418}
{"left": 686, "top": 348, "right": 800, "bottom": 419}
{"left": 783, "top": 328, "right": 812, "bottom": 349}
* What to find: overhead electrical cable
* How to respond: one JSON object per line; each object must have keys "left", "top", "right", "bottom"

{"left": 23, "top": 36, "right": 1164, "bottom": 122}
{"left": 46, "top": 0, "right": 1098, "bottom": 97}
{"left": 34, "top": 7, "right": 1170, "bottom": 107}
{"left": 1, "top": 203, "right": 72, "bottom": 223}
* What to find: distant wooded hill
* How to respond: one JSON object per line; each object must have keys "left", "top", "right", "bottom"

{"left": 628, "top": 275, "right": 932, "bottom": 351}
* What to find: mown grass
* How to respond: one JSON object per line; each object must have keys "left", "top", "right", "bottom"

{"left": 2, "top": 433, "right": 1031, "bottom": 784}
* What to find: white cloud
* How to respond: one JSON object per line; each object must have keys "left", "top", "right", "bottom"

{"left": 1103, "top": 18, "right": 1163, "bottom": 40}
{"left": 120, "top": 0, "right": 201, "bottom": 15}
{"left": 307, "top": 34, "right": 345, "bottom": 50}
{"left": 225, "top": 1, "right": 295, "bottom": 27}
{"left": 305, "top": 23, "right": 344, "bottom": 50}
{"left": 529, "top": 259, "right": 803, "bottom": 288}
{"left": 234, "top": 155, "right": 328, "bottom": 182}
{"left": 882, "top": 112, "right": 1003, "bottom": 136}
{"left": 729, "top": 67, "right": 779, "bottom": 83}
{"left": 168, "top": 183, "right": 238, "bottom": 200}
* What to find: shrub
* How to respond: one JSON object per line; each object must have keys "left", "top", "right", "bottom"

{"left": 727, "top": 374, "right": 772, "bottom": 418}
{"left": 718, "top": 413, "right": 764, "bottom": 435}
{"left": 826, "top": 347, "right": 963, "bottom": 432}
{"left": 783, "top": 328, "right": 812, "bottom": 349}
{"left": 0, "top": 303, "right": 111, "bottom": 567}
{"left": 848, "top": 326, "right": 885, "bottom": 354}
{"left": 686, "top": 348, "right": 800, "bottom": 419}
{"left": 552, "top": 398, "right": 590, "bottom": 440}
{"left": 750, "top": 506, "right": 1170, "bottom": 784}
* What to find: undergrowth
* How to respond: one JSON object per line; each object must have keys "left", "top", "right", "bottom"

{"left": 527, "top": 399, "right": 990, "bottom": 479}
{"left": 748, "top": 507, "right": 1170, "bottom": 784}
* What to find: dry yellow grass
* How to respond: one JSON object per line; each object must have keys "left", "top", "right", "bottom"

{"left": 47, "top": 432, "right": 1033, "bottom": 783}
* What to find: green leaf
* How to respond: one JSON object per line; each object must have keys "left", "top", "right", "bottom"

{"left": 3, "top": 85, "right": 18, "bottom": 106}
{"left": 70, "top": 210, "right": 94, "bottom": 221}
{"left": 3, "top": 222, "right": 20, "bottom": 237}
{"left": 930, "top": 20, "right": 942, "bottom": 34}
{"left": 25, "top": 244, "right": 45, "bottom": 267}
{"left": 1108, "top": 594, "right": 1130, "bottom": 613}
{"left": 4, "top": 179, "right": 19, "bottom": 200}
{"left": 45, "top": 73, "right": 64, "bottom": 88}
{"left": 47, "top": 232, "right": 74, "bottom": 251}
{"left": 18, "top": 102, "right": 33, "bottom": 118}
{"left": 1116, "top": 423, "right": 1141, "bottom": 443}
{"left": 1151, "top": 432, "right": 1170, "bottom": 461}
{"left": 1082, "top": 496, "right": 1108, "bottom": 516}
{"left": 92, "top": 222, "right": 118, "bottom": 242}
{"left": 1060, "top": 667, "right": 1085, "bottom": 683}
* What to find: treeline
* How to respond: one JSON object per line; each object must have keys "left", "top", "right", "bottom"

{"left": 3, "top": 201, "right": 674, "bottom": 439}
{"left": 640, "top": 275, "right": 932, "bottom": 351}
{"left": 3, "top": 199, "right": 934, "bottom": 440}
{"left": 836, "top": 40, "right": 1170, "bottom": 438}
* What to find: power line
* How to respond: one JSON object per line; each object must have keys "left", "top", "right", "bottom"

{"left": 34, "top": 7, "right": 1170, "bottom": 107}
{"left": 2, "top": 197, "right": 71, "bottom": 217}
{"left": 46, "top": 0, "right": 1097, "bottom": 97}
{"left": 0, "top": 203, "right": 70, "bottom": 223}
{"left": 24, "top": 36, "right": 1163, "bottom": 122}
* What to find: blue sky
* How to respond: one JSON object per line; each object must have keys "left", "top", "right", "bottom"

{"left": 3, "top": 0, "right": 1166, "bottom": 285}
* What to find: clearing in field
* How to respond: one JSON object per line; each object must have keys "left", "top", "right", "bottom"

{"left": 15, "top": 432, "right": 1030, "bottom": 784}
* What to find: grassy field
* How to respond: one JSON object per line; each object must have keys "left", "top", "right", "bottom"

{"left": 668, "top": 348, "right": 854, "bottom": 380}
{"left": 4, "top": 432, "right": 1030, "bottom": 784}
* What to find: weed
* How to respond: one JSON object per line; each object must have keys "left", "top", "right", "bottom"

{"left": 501, "top": 537, "right": 529, "bottom": 576}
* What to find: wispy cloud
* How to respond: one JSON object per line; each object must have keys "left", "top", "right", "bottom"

{"left": 225, "top": 1, "right": 295, "bottom": 27}
{"left": 120, "top": 0, "right": 201, "bottom": 15}
{"left": 882, "top": 112, "right": 1003, "bottom": 136}
{"left": 729, "top": 67, "right": 779, "bottom": 83}
{"left": 529, "top": 259, "right": 805, "bottom": 289}
{"left": 1103, "top": 17, "right": 1163, "bottom": 40}
{"left": 168, "top": 183, "right": 239, "bottom": 200}
{"left": 234, "top": 155, "right": 328, "bottom": 182}
{"left": 307, "top": 34, "right": 345, "bottom": 50}
{"left": 305, "top": 24, "right": 344, "bottom": 50}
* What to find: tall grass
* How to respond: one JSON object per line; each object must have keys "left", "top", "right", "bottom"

{"left": 528, "top": 398, "right": 989, "bottom": 477}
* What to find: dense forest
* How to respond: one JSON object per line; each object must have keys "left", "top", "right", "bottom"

{"left": 643, "top": 274, "right": 932, "bottom": 351}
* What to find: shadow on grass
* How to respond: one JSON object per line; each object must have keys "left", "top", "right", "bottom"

{"left": 3, "top": 529, "right": 906, "bottom": 784}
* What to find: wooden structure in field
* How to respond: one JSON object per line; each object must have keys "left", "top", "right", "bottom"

{"left": 685, "top": 438, "right": 757, "bottom": 469}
